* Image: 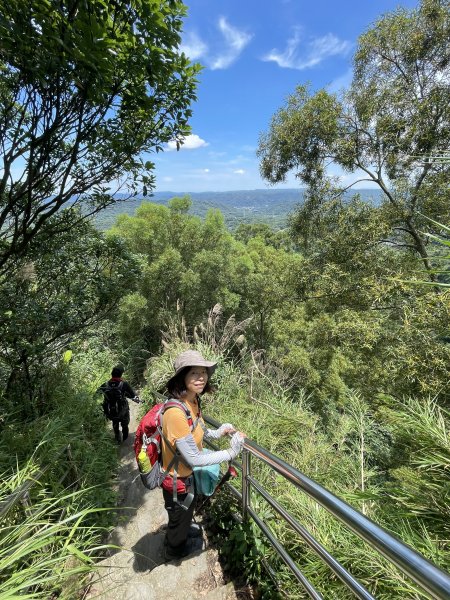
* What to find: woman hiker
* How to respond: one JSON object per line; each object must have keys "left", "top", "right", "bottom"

{"left": 161, "top": 349, "right": 245, "bottom": 561}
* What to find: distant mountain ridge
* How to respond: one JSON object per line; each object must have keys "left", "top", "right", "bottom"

{"left": 94, "top": 188, "right": 382, "bottom": 231}
{"left": 149, "top": 188, "right": 305, "bottom": 202}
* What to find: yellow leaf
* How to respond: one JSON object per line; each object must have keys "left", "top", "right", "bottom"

{"left": 63, "top": 350, "right": 73, "bottom": 363}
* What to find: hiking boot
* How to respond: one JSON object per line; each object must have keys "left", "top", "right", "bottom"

{"left": 186, "top": 535, "right": 204, "bottom": 553}
{"left": 188, "top": 523, "right": 203, "bottom": 538}
{"left": 164, "top": 536, "right": 203, "bottom": 561}
{"left": 163, "top": 539, "right": 190, "bottom": 561}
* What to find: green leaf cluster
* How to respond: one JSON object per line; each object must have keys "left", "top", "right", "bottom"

{"left": 0, "top": 0, "right": 200, "bottom": 273}
{"left": 0, "top": 338, "right": 122, "bottom": 598}
{"left": 0, "top": 212, "right": 139, "bottom": 415}
{"left": 257, "top": 0, "right": 450, "bottom": 276}
{"left": 110, "top": 198, "right": 303, "bottom": 353}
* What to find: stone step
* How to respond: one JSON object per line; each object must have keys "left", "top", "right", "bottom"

{"left": 86, "top": 546, "right": 231, "bottom": 600}
{"left": 204, "top": 581, "right": 239, "bottom": 600}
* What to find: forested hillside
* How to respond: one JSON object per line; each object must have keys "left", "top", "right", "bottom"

{"left": 0, "top": 0, "right": 449, "bottom": 598}
{"left": 91, "top": 188, "right": 383, "bottom": 231}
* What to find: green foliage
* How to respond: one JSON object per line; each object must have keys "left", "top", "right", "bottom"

{"left": 218, "top": 507, "right": 265, "bottom": 579}
{"left": 266, "top": 197, "right": 450, "bottom": 408}
{"left": 207, "top": 491, "right": 282, "bottom": 600}
{"left": 110, "top": 198, "right": 306, "bottom": 354}
{"left": 271, "top": 289, "right": 450, "bottom": 410}
{"left": 403, "top": 216, "right": 450, "bottom": 288}
{"left": 353, "top": 0, "right": 449, "bottom": 179}
{"left": 259, "top": 86, "right": 342, "bottom": 186}
{"left": 110, "top": 201, "right": 248, "bottom": 349}
{"left": 0, "top": 480, "right": 111, "bottom": 599}
{"left": 113, "top": 194, "right": 450, "bottom": 408}
{"left": 0, "top": 340, "right": 119, "bottom": 510}
{"left": 0, "top": 0, "right": 199, "bottom": 273}
{"left": 0, "top": 217, "right": 140, "bottom": 415}
{"left": 117, "top": 292, "right": 149, "bottom": 348}
{"left": 168, "top": 194, "right": 193, "bottom": 213}
{"left": 0, "top": 337, "right": 121, "bottom": 598}
{"left": 257, "top": 0, "right": 450, "bottom": 272}
{"left": 234, "top": 222, "right": 293, "bottom": 251}
{"left": 377, "top": 397, "right": 450, "bottom": 538}
{"left": 237, "top": 237, "right": 302, "bottom": 348}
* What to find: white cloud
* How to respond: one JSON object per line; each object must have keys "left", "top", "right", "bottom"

{"left": 210, "top": 17, "right": 253, "bottom": 70}
{"left": 263, "top": 29, "right": 351, "bottom": 70}
{"left": 234, "top": 169, "right": 245, "bottom": 175}
{"left": 204, "top": 168, "right": 210, "bottom": 173}
{"left": 182, "top": 18, "right": 252, "bottom": 70}
{"left": 180, "top": 32, "right": 208, "bottom": 60}
{"left": 167, "top": 134, "right": 209, "bottom": 151}
{"left": 163, "top": 176, "right": 173, "bottom": 182}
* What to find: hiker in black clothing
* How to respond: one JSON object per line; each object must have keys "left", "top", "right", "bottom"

{"left": 98, "top": 366, "right": 139, "bottom": 443}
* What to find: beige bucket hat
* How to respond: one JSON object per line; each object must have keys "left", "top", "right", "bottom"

{"left": 167, "top": 350, "right": 217, "bottom": 387}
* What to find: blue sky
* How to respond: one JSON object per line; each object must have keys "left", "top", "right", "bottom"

{"left": 151, "top": 0, "right": 418, "bottom": 194}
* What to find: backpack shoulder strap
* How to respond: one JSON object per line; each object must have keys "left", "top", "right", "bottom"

{"left": 163, "top": 398, "right": 191, "bottom": 416}
{"left": 105, "top": 379, "right": 123, "bottom": 390}
{"left": 161, "top": 398, "right": 195, "bottom": 431}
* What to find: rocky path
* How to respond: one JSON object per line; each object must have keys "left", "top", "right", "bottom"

{"left": 85, "top": 400, "right": 239, "bottom": 600}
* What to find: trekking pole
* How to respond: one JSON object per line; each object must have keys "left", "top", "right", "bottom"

{"left": 196, "top": 464, "right": 238, "bottom": 514}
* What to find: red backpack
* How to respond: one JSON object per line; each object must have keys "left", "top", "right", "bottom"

{"left": 134, "top": 399, "right": 194, "bottom": 491}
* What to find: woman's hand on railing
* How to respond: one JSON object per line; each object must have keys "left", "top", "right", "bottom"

{"left": 205, "top": 423, "right": 237, "bottom": 439}
{"left": 217, "top": 423, "right": 236, "bottom": 436}
{"left": 228, "top": 431, "right": 246, "bottom": 459}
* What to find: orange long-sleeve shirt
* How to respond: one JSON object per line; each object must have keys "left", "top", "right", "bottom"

{"left": 161, "top": 397, "right": 204, "bottom": 478}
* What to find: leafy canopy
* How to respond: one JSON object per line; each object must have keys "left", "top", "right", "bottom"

{"left": 0, "top": 0, "right": 200, "bottom": 273}
{"left": 257, "top": 0, "right": 450, "bottom": 271}
{"left": 0, "top": 215, "right": 139, "bottom": 413}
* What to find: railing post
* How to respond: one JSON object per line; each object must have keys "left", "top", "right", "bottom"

{"left": 242, "top": 447, "right": 251, "bottom": 521}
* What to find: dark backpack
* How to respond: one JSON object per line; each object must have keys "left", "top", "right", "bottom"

{"left": 102, "top": 381, "right": 128, "bottom": 420}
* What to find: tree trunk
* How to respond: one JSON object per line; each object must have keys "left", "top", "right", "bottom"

{"left": 405, "top": 218, "right": 435, "bottom": 281}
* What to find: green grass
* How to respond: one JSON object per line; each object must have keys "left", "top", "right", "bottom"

{"left": 0, "top": 470, "right": 112, "bottom": 599}
{"left": 0, "top": 333, "right": 123, "bottom": 598}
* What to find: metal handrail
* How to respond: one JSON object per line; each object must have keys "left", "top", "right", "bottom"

{"left": 204, "top": 414, "right": 450, "bottom": 600}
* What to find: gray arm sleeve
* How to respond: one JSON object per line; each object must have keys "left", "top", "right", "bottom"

{"left": 202, "top": 423, "right": 235, "bottom": 441}
{"left": 204, "top": 428, "right": 221, "bottom": 440}
{"left": 175, "top": 434, "right": 232, "bottom": 467}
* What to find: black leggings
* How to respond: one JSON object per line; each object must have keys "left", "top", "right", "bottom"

{"left": 112, "top": 416, "right": 129, "bottom": 440}
{"left": 163, "top": 487, "right": 197, "bottom": 551}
